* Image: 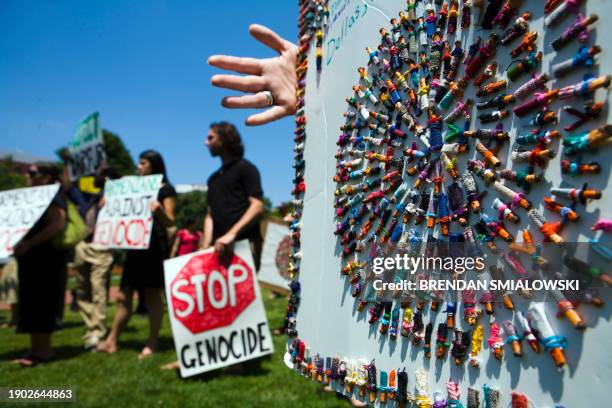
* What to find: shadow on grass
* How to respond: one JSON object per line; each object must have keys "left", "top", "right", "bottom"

{"left": 180, "top": 354, "right": 273, "bottom": 382}
{"left": 116, "top": 335, "right": 176, "bottom": 353}
{"left": 0, "top": 344, "right": 85, "bottom": 362}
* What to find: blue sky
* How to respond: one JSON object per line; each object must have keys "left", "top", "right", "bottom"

{"left": 0, "top": 0, "right": 298, "bottom": 204}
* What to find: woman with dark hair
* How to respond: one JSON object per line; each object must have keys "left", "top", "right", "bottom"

{"left": 170, "top": 215, "right": 202, "bottom": 258}
{"left": 13, "top": 162, "right": 67, "bottom": 366}
{"left": 97, "top": 150, "right": 176, "bottom": 359}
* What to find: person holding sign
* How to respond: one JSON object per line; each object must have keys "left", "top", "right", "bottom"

{"left": 160, "top": 122, "right": 264, "bottom": 372}
{"left": 97, "top": 150, "right": 177, "bottom": 359}
{"left": 203, "top": 122, "right": 264, "bottom": 268}
{"left": 12, "top": 163, "right": 68, "bottom": 367}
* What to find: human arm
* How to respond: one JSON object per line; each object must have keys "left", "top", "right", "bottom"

{"left": 13, "top": 205, "right": 66, "bottom": 256}
{"left": 202, "top": 209, "right": 214, "bottom": 249}
{"left": 170, "top": 230, "right": 181, "bottom": 258}
{"left": 208, "top": 24, "right": 298, "bottom": 126}
{"left": 214, "top": 196, "right": 264, "bottom": 252}
{"left": 150, "top": 186, "right": 176, "bottom": 228}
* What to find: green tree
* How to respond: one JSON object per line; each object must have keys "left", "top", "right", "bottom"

{"left": 175, "top": 191, "right": 207, "bottom": 229}
{"left": 102, "top": 130, "right": 136, "bottom": 176}
{"left": 0, "top": 157, "right": 27, "bottom": 191}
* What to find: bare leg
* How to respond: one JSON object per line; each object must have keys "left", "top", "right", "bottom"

{"left": 139, "top": 287, "right": 163, "bottom": 359}
{"left": 97, "top": 287, "right": 133, "bottom": 353}
{"left": 16, "top": 333, "right": 52, "bottom": 367}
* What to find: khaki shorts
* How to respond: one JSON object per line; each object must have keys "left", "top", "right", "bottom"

{"left": 0, "top": 257, "right": 19, "bottom": 304}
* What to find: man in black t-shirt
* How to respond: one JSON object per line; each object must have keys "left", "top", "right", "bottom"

{"left": 203, "top": 121, "right": 264, "bottom": 269}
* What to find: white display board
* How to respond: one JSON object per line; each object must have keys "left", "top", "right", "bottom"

{"left": 93, "top": 175, "right": 162, "bottom": 250}
{"left": 164, "top": 240, "right": 274, "bottom": 378}
{"left": 294, "top": 0, "right": 612, "bottom": 406}
{"left": 0, "top": 184, "right": 60, "bottom": 258}
{"left": 259, "top": 221, "right": 292, "bottom": 291}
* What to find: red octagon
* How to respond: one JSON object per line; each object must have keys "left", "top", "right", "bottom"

{"left": 170, "top": 251, "right": 255, "bottom": 334}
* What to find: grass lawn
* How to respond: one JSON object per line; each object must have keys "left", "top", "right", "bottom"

{"left": 0, "top": 286, "right": 347, "bottom": 408}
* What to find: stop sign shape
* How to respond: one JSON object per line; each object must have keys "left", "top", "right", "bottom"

{"left": 170, "top": 251, "right": 255, "bottom": 334}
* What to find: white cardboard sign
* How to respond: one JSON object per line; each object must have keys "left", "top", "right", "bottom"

{"left": 92, "top": 175, "right": 162, "bottom": 249}
{"left": 258, "top": 221, "right": 292, "bottom": 290}
{"left": 0, "top": 184, "right": 60, "bottom": 258}
{"left": 164, "top": 240, "right": 274, "bottom": 378}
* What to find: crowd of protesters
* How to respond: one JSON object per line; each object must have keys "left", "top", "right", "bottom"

{"left": 0, "top": 122, "right": 265, "bottom": 367}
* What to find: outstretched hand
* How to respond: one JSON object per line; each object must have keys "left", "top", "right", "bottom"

{"left": 208, "top": 24, "right": 298, "bottom": 126}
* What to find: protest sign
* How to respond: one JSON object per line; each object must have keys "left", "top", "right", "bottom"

{"left": 258, "top": 220, "right": 292, "bottom": 292}
{"left": 92, "top": 175, "right": 162, "bottom": 249}
{"left": 0, "top": 184, "right": 60, "bottom": 258}
{"left": 164, "top": 240, "right": 274, "bottom": 378}
{"left": 69, "top": 112, "right": 106, "bottom": 179}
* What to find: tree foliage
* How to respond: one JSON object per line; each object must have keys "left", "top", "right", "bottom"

{"left": 0, "top": 157, "right": 27, "bottom": 191}
{"left": 102, "top": 130, "right": 136, "bottom": 176}
{"left": 175, "top": 191, "right": 207, "bottom": 229}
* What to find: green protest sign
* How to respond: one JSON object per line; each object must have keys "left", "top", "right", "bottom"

{"left": 69, "top": 112, "right": 106, "bottom": 179}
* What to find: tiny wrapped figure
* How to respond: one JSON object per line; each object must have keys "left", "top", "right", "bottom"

{"left": 499, "top": 168, "right": 540, "bottom": 192}
{"left": 464, "top": 36, "right": 481, "bottom": 65}
{"left": 551, "top": 289, "right": 586, "bottom": 330}
{"left": 476, "top": 94, "right": 515, "bottom": 110}
{"left": 516, "top": 311, "right": 539, "bottom": 352}
{"left": 473, "top": 62, "right": 498, "bottom": 86}
{"left": 507, "top": 51, "right": 542, "bottom": 82}
{"left": 492, "top": 0, "right": 524, "bottom": 28}
{"left": 407, "top": 25, "right": 418, "bottom": 54}
{"left": 563, "top": 101, "right": 605, "bottom": 131}
{"left": 502, "top": 320, "right": 523, "bottom": 356}
{"left": 461, "top": 0, "right": 472, "bottom": 29}
{"left": 478, "top": 109, "right": 508, "bottom": 124}
{"left": 451, "top": 330, "right": 470, "bottom": 365}
{"left": 551, "top": 183, "right": 601, "bottom": 205}
{"left": 545, "top": 0, "right": 584, "bottom": 26}
{"left": 444, "top": 100, "right": 472, "bottom": 123}
{"left": 543, "top": 197, "right": 579, "bottom": 222}
{"left": 528, "top": 209, "right": 564, "bottom": 244}
{"left": 447, "top": 1, "right": 460, "bottom": 34}
{"left": 514, "top": 72, "right": 549, "bottom": 100}
{"left": 501, "top": 12, "right": 531, "bottom": 45}
{"left": 476, "top": 79, "right": 507, "bottom": 97}
{"left": 513, "top": 89, "right": 559, "bottom": 117}
{"left": 553, "top": 45, "right": 601, "bottom": 78}
{"left": 529, "top": 110, "right": 558, "bottom": 127}
{"left": 436, "top": 323, "right": 450, "bottom": 359}
{"left": 510, "top": 31, "right": 537, "bottom": 58}
{"left": 551, "top": 14, "right": 598, "bottom": 51}
{"left": 528, "top": 303, "right": 567, "bottom": 367}
{"left": 510, "top": 145, "right": 556, "bottom": 167}
{"left": 561, "top": 158, "right": 600, "bottom": 175}
{"left": 488, "top": 321, "right": 504, "bottom": 359}
{"left": 462, "top": 289, "right": 481, "bottom": 324}
{"left": 481, "top": 0, "right": 503, "bottom": 29}
{"left": 464, "top": 33, "right": 499, "bottom": 80}
{"left": 563, "top": 124, "right": 612, "bottom": 155}
{"left": 469, "top": 324, "right": 484, "bottom": 367}
{"left": 437, "top": 2, "right": 449, "bottom": 31}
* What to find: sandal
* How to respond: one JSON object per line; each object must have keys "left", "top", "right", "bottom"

{"left": 14, "top": 353, "right": 52, "bottom": 368}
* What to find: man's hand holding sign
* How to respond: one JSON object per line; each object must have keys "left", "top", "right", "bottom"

{"left": 164, "top": 240, "right": 273, "bottom": 377}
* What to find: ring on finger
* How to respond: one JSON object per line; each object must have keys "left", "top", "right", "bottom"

{"left": 260, "top": 90, "right": 274, "bottom": 107}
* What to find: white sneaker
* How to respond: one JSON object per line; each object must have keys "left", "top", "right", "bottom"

{"left": 84, "top": 336, "right": 100, "bottom": 350}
